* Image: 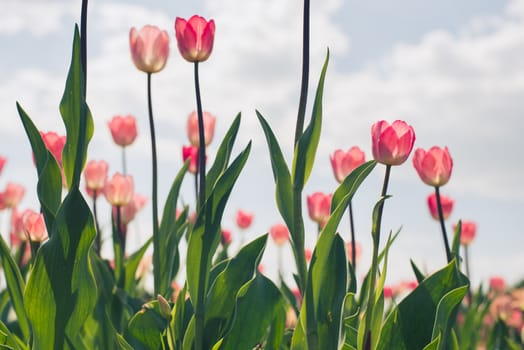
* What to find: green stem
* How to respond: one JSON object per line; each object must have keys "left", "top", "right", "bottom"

{"left": 121, "top": 147, "right": 127, "bottom": 176}
{"left": 364, "top": 165, "right": 391, "bottom": 350}
{"left": 147, "top": 73, "right": 160, "bottom": 295}
{"left": 93, "top": 191, "right": 101, "bottom": 255}
{"left": 292, "top": 189, "right": 308, "bottom": 294}
{"left": 434, "top": 186, "right": 452, "bottom": 263}
{"left": 348, "top": 199, "right": 357, "bottom": 271}
{"left": 294, "top": 0, "right": 310, "bottom": 146}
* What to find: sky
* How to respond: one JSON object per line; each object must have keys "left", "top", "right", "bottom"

{"left": 1, "top": 0, "right": 523, "bottom": 289}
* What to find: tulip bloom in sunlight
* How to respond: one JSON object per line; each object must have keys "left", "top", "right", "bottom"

{"left": 186, "top": 110, "right": 216, "bottom": 147}
{"left": 3, "top": 182, "right": 25, "bottom": 208}
{"left": 306, "top": 192, "right": 332, "bottom": 227}
{"left": 455, "top": 221, "right": 477, "bottom": 246}
{"left": 489, "top": 276, "right": 506, "bottom": 293}
{"left": 40, "top": 131, "right": 66, "bottom": 166}
{"left": 182, "top": 145, "right": 200, "bottom": 174}
{"left": 104, "top": 173, "right": 134, "bottom": 207}
{"left": 22, "top": 210, "right": 48, "bottom": 242}
{"left": 129, "top": 25, "right": 169, "bottom": 74}
{"left": 413, "top": 146, "right": 453, "bottom": 187}
{"left": 427, "top": 193, "right": 454, "bottom": 220}
{"left": 84, "top": 160, "right": 109, "bottom": 194}
{"left": 236, "top": 209, "right": 253, "bottom": 229}
{"left": 371, "top": 120, "right": 415, "bottom": 166}
{"left": 119, "top": 194, "right": 148, "bottom": 225}
{"left": 175, "top": 15, "right": 216, "bottom": 62}
{"left": 108, "top": 115, "right": 138, "bottom": 147}
{"left": 330, "top": 147, "right": 366, "bottom": 183}
{"left": 269, "top": 224, "right": 290, "bottom": 246}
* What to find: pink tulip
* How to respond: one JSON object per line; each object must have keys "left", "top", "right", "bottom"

{"left": 371, "top": 120, "right": 415, "bottom": 166}
{"left": 118, "top": 194, "right": 148, "bottom": 224}
{"left": 10, "top": 207, "right": 29, "bottom": 245}
{"left": 22, "top": 210, "right": 48, "bottom": 242}
{"left": 104, "top": 173, "right": 134, "bottom": 207}
{"left": 269, "top": 223, "right": 289, "bottom": 246}
{"left": 175, "top": 15, "right": 215, "bottom": 63}
{"left": 3, "top": 182, "right": 25, "bottom": 208}
{"left": 307, "top": 192, "right": 332, "bottom": 227}
{"left": 108, "top": 115, "right": 138, "bottom": 147}
{"left": 305, "top": 249, "right": 312, "bottom": 263}
{"left": 0, "top": 193, "right": 6, "bottom": 210}
{"left": 40, "top": 131, "right": 66, "bottom": 166}
{"left": 455, "top": 221, "right": 476, "bottom": 246}
{"left": 186, "top": 110, "right": 216, "bottom": 147}
{"left": 330, "top": 147, "right": 366, "bottom": 183}
{"left": 182, "top": 145, "right": 200, "bottom": 174}
{"left": 84, "top": 160, "right": 109, "bottom": 193}
{"left": 129, "top": 25, "right": 170, "bottom": 74}
{"left": 427, "top": 193, "right": 454, "bottom": 221}
{"left": 0, "top": 156, "right": 6, "bottom": 176}
{"left": 383, "top": 286, "right": 394, "bottom": 299}
{"left": 346, "top": 241, "right": 362, "bottom": 264}
{"left": 236, "top": 209, "right": 254, "bottom": 229}
{"left": 221, "top": 229, "right": 232, "bottom": 245}
{"left": 489, "top": 276, "right": 506, "bottom": 293}
{"left": 413, "top": 146, "right": 453, "bottom": 187}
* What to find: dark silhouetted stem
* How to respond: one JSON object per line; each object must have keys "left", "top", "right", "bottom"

{"left": 194, "top": 62, "right": 206, "bottom": 210}
{"left": 147, "top": 73, "right": 160, "bottom": 295}
{"left": 348, "top": 200, "right": 357, "bottom": 270}
{"left": 294, "top": 0, "right": 310, "bottom": 145}
{"left": 80, "top": 0, "right": 88, "bottom": 97}
{"left": 93, "top": 191, "right": 101, "bottom": 255}
{"left": 116, "top": 206, "right": 124, "bottom": 255}
{"left": 434, "top": 186, "right": 452, "bottom": 263}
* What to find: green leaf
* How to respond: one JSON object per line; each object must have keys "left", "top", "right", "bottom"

{"left": 59, "top": 25, "right": 93, "bottom": 190}
{"left": 431, "top": 286, "right": 468, "bottom": 349}
{"left": 0, "top": 236, "right": 30, "bottom": 341}
{"left": 219, "top": 274, "right": 285, "bottom": 350}
{"left": 256, "top": 111, "right": 294, "bottom": 233}
{"left": 410, "top": 259, "right": 426, "bottom": 283}
{"left": 451, "top": 221, "right": 461, "bottom": 260}
{"left": 123, "top": 237, "right": 152, "bottom": 293}
{"left": 0, "top": 320, "right": 25, "bottom": 350}
{"left": 125, "top": 301, "right": 168, "bottom": 350}
{"left": 292, "top": 49, "right": 329, "bottom": 190}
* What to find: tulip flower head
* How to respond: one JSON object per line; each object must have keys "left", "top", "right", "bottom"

{"left": 182, "top": 145, "right": 200, "bottom": 174}
{"left": 22, "top": 210, "right": 48, "bottom": 242}
{"left": 371, "top": 120, "right": 415, "bottom": 166}
{"left": 84, "top": 160, "right": 109, "bottom": 193}
{"left": 0, "top": 156, "right": 6, "bottom": 176}
{"left": 427, "top": 193, "right": 454, "bottom": 221}
{"left": 3, "top": 182, "right": 25, "bottom": 208}
{"left": 489, "top": 276, "right": 506, "bottom": 293}
{"left": 330, "top": 147, "right": 366, "bottom": 183}
{"left": 306, "top": 192, "right": 332, "bottom": 227}
{"left": 221, "top": 229, "right": 232, "bottom": 245}
{"left": 129, "top": 25, "right": 170, "bottom": 74}
{"left": 269, "top": 223, "right": 290, "bottom": 246}
{"left": 104, "top": 173, "right": 134, "bottom": 207}
{"left": 455, "top": 221, "right": 477, "bottom": 246}
{"left": 236, "top": 209, "right": 254, "bottom": 229}
{"left": 108, "top": 115, "right": 138, "bottom": 147}
{"left": 186, "top": 110, "right": 216, "bottom": 147}
{"left": 119, "top": 194, "right": 148, "bottom": 224}
{"left": 413, "top": 146, "right": 453, "bottom": 187}
{"left": 346, "top": 241, "right": 362, "bottom": 264}
{"left": 175, "top": 15, "right": 215, "bottom": 62}
{"left": 40, "top": 131, "right": 66, "bottom": 166}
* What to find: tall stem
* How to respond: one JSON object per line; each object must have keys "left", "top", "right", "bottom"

{"left": 147, "top": 73, "right": 160, "bottom": 295}
{"left": 294, "top": 0, "right": 310, "bottom": 145}
{"left": 93, "top": 191, "right": 101, "bottom": 255}
{"left": 292, "top": 190, "right": 308, "bottom": 293}
{"left": 434, "top": 186, "right": 452, "bottom": 263}
{"left": 121, "top": 147, "right": 127, "bottom": 175}
{"left": 348, "top": 200, "right": 357, "bottom": 270}
{"left": 80, "top": 0, "right": 88, "bottom": 97}
{"left": 364, "top": 165, "right": 391, "bottom": 350}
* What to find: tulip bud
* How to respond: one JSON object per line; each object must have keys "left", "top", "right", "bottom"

{"left": 175, "top": 15, "right": 215, "bottom": 63}
{"left": 40, "top": 131, "right": 66, "bottom": 166}
{"left": 104, "top": 173, "right": 134, "bottom": 207}
{"left": 0, "top": 156, "right": 6, "bottom": 176}
{"left": 455, "top": 221, "right": 476, "bottom": 246}
{"left": 330, "top": 147, "right": 365, "bottom": 183}
{"left": 371, "top": 120, "right": 415, "bottom": 166}
{"left": 22, "top": 210, "right": 48, "bottom": 242}
{"left": 236, "top": 209, "right": 254, "bottom": 229}
{"left": 186, "top": 110, "right": 216, "bottom": 147}
{"left": 413, "top": 146, "right": 453, "bottom": 187}
{"left": 84, "top": 160, "right": 109, "bottom": 193}
{"left": 3, "top": 182, "right": 25, "bottom": 208}
{"left": 129, "top": 25, "right": 170, "bottom": 74}
{"left": 182, "top": 145, "right": 200, "bottom": 174}
{"left": 269, "top": 224, "right": 289, "bottom": 246}
{"left": 427, "top": 193, "right": 454, "bottom": 221}
{"left": 108, "top": 115, "right": 138, "bottom": 147}
{"left": 306, "top": 192, "right": 332, "bottom": 227}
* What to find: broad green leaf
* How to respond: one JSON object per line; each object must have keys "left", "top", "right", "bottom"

{"left": 0, "top": 236, "right": 29, "bottom": 341}
{"left": 60, "top": 25, "right": 93, "bottom": 190}
{"left": 431, "top": 286, "right": 468, "bottom": 349}
{"left": 292, "top": 50, "right": 329, "bottom": 190}
{"left": 219, "top": 274, "right": 285, "bottom": 350}
{"left": 256, "top": 111, "right": 294, "bottom": 232}
{"left": 24, "top": 189, "right": 97, "bottom": 350}
{"left": 422, "top": 335, "right": 440, "bottom": 350}
{"left": 125, "top": 301, "right": 168, "bottom": 350}
{"left": 0, "top": 320, "right": 25, "bottom": 350}
{"left": 410, "top": 259, "right": 426, "bottom": 283}
{"left": 124, "top": 237, "right": 152, "bottom": 293}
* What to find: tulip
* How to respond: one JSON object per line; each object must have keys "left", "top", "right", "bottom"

{"left": 221, "top": 229, "right": 232, "bottom": 245}
{"left": 22, "top": 210, "right": 48, "bottom": 242}
{"left": 103, "top": 173, "right": 134, "bottom": 207}
{"left": 186, "top": 110, "right": 216, "bottom": 147}
{"left": 3, "top": 182, "right": 25, "bottom": 208}
{"left": 40, "top": 131, "right": 66, "bottom": 166}
{"left": 371, "top": 120, "right": 415, "bottom": 166}
{"left": 306, "top": 192, "right": 332, "bottom": 227}
{"left": 330, "top": 147, "right": 366, "bottom": 183}
{"left": 10, "top": 208, "right": 29, "bottom": 245}
{"left": 0, "top": 193, "right": 5, "bottom": 211}
{"left": 182, "top": 145, "right": 200, "bottom": 174}
{"left": 346, "top": 241, "right": 362, "bottom": 265}
{"left": 108, "top": 115, "right": 138, "bottom": 147}
{"left": 427, "top": 193, "right": 454, "bottom": 220}
{"left": 455, "top": 221, "right": 476, "bottom": 246}
{"left": 175, "top": 15, "right": 215, "bottom": 62}
{"left": 489, "top": 276, "right": 506, "bottom": 293}
{"left": 269, "top": 223, "right": 290, "bottom": 246}
{"left": 0, "top": 156, "right": 6, "bottom": 176}
{"left": 129, "top": 25, "right": 170, "bottom": 74}
{"left": 304, "top": 249, "right": 312, "bottom": 263}
{"left": 236, "top": 209, "right": 253, "bottom": 229}
{"left": 119, "top": 194, "right": 148, "bottom": 224}
{"left": 413, "top": 146, "right": 453, "bottom": 187}
{"left": 84, "top": 160, "right": 109, "bottom": 193}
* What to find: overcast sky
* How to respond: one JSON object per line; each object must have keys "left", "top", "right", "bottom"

{"left": 1, "top": 0, "right": 523, "bottom": 289}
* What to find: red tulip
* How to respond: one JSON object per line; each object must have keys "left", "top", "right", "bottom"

{"left": 22, "top": 210, "right": 48, "bottom": 242}
{"left": 84, "top": 160, "right": 109, "bottom": 193}
{"left": 330, "top": 147, "right": 366, "bottom": 183}
{"left": 108, "top": 115, "right": 137, "bottom": 147}
{"left": 175, "top": 15, "right": 215, "bottom": 63}
{"left": 236, "top": 209, "right": 254, "bottom": 229}
{"left": 129, "top": 25, "right": 170, "bottom": 73}
{"left": 0, "top": 156, "right": 6, "bottom": 176}
{"left": 3, "top": 182, "right": 25, "bottom": 208}
{"left": 40, "top": 131, "right": 66, "bottom": 166}
{"left": 104, "top": 173, "right": 134, "bottom": 206}
{"left": 186, "top": 110, "right": 216, "bottom": 147}
{"left": 413, "top": 146, "right": 453, "bottom": 187}
{"left": 489, "top": 276, "right": 506, "bottom": 293}
{"left": 427, "top": 193, "right": 454, "bottom": 221}
{"left": 455, "top": 221, "right": 476, "bottom": 246}
{"left": 306, "top": 192, "right": 332, "bottom": 227}
{"left": 371, "top": 120, "right": 415, "bottom": 166}
{"left": 221, "top": 229, "right": 232, "bottom": 245}
{"left": 269, "top": 223, "right": 289, "bottom": 246}
{"left": 305, "top": 248, "right": 312, "bottom": 263}
{"left": 182, "top": 145, "right": 200, "bottom": 174}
